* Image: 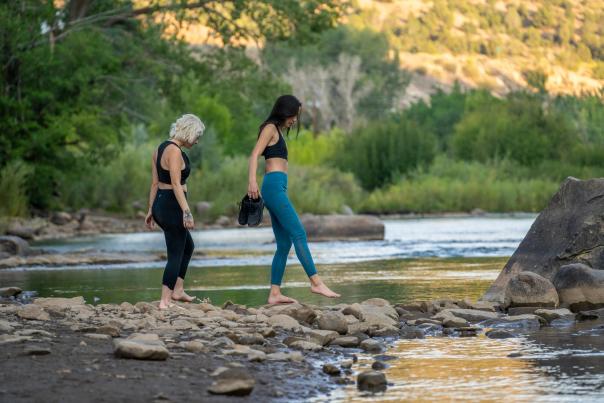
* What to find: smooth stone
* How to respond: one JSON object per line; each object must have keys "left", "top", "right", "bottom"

{"left": 340, "top": 360, "right": 353, "bottom": 369}
{"left": 0, "top": 286, "right": 22, "bottom": 297}
{"left": 267, "top": 314, "right": 301, "bottom": 331}
{"left": 266, "top": 351, "right": 304, "bottom": 362}
{"left": 96, "top": 325, "right": 120, "bottom": 337}
{"left": 398, "top": 326, "right": 425, "bottom": 339}
{"left": 441, "top": 308, "right": 498, "bottom": 322}
{"left": 0, "top": 335, "right": 32, "bottom": 345}
{"left": 183, "top": 340, "right": 206, "bottom": 353}
{"left": 84, "top": 333, "right": 112, "bottom": 340}
{"left": 577, "top": 307, "right": 604, "bottom": 321}
{"left": 317, "top": 311, "right": 349, "bottom": 335}
{"left": 553, "top": 263, "right": 604, "bottom": 311}
{"left": 298, "top": 327, "right": 339, "bottom": 346}
{"left": 504, "top": 272, "right": 559, "bottom": 308}
{"left": 330, "top": 336, "right": 360, "bottom": 348}
{"left": 359, "top": 339, "right": 385, "bottom": 353}
{"left": 16, "top": 329, "right": 53, "bottom": 337}
{"left": 208, "top": 368, "right": 255, "bottom": 396}
{"left": 357, "top": 370, "right": 387, "bottom": 393}
{"left": 534, "top": 308, "right": 574, "bottom": 323}
{"left": 17, "top": 305, "right": 50, "bottom": 321}
{"left": 289, "top": 340, "right": 323, "bottom": 352}
{"left": 371, "top": 361, "right": 387, "bottom": 370}
{"left": 507, "top": 306, "right": 541, "bottom": 316}
{"left": 322, "top": 363, "right": 341, "bottom": 376}
{"left": 113, "top": 333, "right": 169, "bottom": 361}
{"left": 485, "top": 329, "right": 516, "bottom": 339}
{"left": 23, "top": 345, "right": 51, "bottom": 356}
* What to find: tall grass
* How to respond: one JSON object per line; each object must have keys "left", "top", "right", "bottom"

{"left": 0, "top": 160, "right": 32, "bottom": 217}
{"left": 361, "top": 157, "right": 560, "bottom": 213}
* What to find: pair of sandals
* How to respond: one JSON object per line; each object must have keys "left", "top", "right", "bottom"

{"left": 238, "top": 195, "right": 264, "bottom": 226}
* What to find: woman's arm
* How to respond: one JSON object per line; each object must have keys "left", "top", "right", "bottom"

{"left": 145, "top": 150, "right": 159, "bottom": 229}
{"left": 164, "top": 146, "right": 194, "bottom": 229}
{"left": 248, "top": 125, "right": 277, "bottom": 199}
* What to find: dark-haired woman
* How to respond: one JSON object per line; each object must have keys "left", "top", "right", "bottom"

{"left": 248, "top": 95, "right": 340, "bottom": 304}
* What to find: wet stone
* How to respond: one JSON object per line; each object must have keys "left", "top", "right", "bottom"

{"left": 371, "top": 361, "right": 388, "bottom": 370}
{"left": 23, "top": 345, "right": 52, "bottom": 356}
{"left": 357, "top": 370, "right": 387, "bottom": 393}
{"left": 322, "top": 363, "right": 341, "bottom": 376}
{"left": 486, "top": 329, "right": 515, "bottom": 339}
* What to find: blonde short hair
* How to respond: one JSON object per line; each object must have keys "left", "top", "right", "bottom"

{"left": 169, "top": 114, "right": 205, "bottom": 144}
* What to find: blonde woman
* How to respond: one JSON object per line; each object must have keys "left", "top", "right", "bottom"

{"left": 145, "top": 114, "right": 205, "bottom": 309}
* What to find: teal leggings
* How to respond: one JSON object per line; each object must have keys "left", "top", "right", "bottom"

{"left": 261, "top": 172, "right": 318, "bottom": 285}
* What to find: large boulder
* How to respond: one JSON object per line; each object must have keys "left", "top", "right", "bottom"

{"left": 483, "top": 178, "right": 604, "bottom": 304}
{"left": 317, "top": 311, "right": 349, "bottom": 334}
{"left": 300, "top": 214, "right": 385, "bottom": 241}
{"left": 504, "top": 272, "right": 559, "bottom": 308}
{"left": 553, "top": 263, "right": 604, "bottom": 311}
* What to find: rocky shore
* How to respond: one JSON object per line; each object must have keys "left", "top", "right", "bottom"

{"left": 2, "top": 287, "right": 604, "bottom": 402}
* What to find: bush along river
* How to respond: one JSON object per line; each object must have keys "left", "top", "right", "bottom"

{"left": 1, "top": 214, "right": 604, "bottom": 401}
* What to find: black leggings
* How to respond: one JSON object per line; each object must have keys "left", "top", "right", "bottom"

{"left": 152, "top": 189, "right": 194, "bottom": 290}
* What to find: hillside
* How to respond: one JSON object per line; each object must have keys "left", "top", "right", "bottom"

{"left": 349, "top": 0, "right": 604, "bottom": 104}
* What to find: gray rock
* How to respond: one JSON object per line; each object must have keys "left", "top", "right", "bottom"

{"left": 210, "top": 337, "right": 235, "bottom": 348}
{"left": 372, "top": 361, "right": 387, "bottom": 370}
{"left": 317, "top": 312, "right": 349, "bottom": 335}
{"left": 0, "top": 320, "right": 14, "bottom": 333}
{"left": 369, "top": 325, "right": 400, "bottom": 337}
{"left": 84, "top": 333, "right": 112, "bottom": 340}
{"left": 298, "top": 327, "right": 339, "bottom": 346}
{"left": 50, "top": 212, "right": 72, "bottom": 225}
{"left": 507, "top": 306, "right": 541, "bottom": 315}
{"left": 504, "top": 272, "right": 559, "bottom": 308}
{"left": 23, "top": 345, "right": 51, "bottom": 355}
{"left": 301, "top": 214, "right": 385, "bottom": 241}
{"left": 440, "top": 308, "right": 498, "bottom": 323}
{"left": 33, "top": 296, "right": 86, "bottom": 311}
{"left": 323, "top": 363, "right": 341, "bottom": 376}
{"left": 483, "top": 177, "right": 604, "bottom": 304}
{"left": 398, "top": 326, "right": 425, "bottom": 339}
{"left": 330, "top": 336, "right": 360, "bottom": 348}
{"left": 231, "top": 333, "right": 265, "bottom": 346}
{"left": 0, "top": 286, "right": 22, "bottom": 297}
{"left": 576, "top": 307, "right": 604, "bottom": 321}
{"left": 534, "top": 308, "right": 574, "bottom": 323}
{"left": 486, "top": 329, "right": 515, "bottom": 339}
{"left": 113, "top": 333, "right": 169, "bottom": 361}
{"left": 553, "top": 263, "right": 604, "bottom": 311}
{"left": 208, "top": 368, "right": 255, "bottom": 396}
{"left": 96, "top": 325, "right": 120, "bottom": 337}
{"left": 289, "top": 340, "right": 322, "bottom": 352}
{"left": 357, "top": 370, "right": 387, "bottom": 393}
{"left": 0, "top": 236, "right": 30, "bottom": 256}
{"left": 482, "top": 314, "right": 543, "bottom": 329}
{"left": 266, "top": 351, "right": 304, "bottom": 362}
{"left": 183, "top": 340, "right": 206, "bottom": 353}
{"left": 17, "top": 305, "right": 50, "bottom": 321}
{"left": 359, "top": 339, "right": 384, "bottom": 353}
{"left": 267, "top": 314, "right": 301, "bottom": 331}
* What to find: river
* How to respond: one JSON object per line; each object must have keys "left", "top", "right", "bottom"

{"left": 2, "top": 215, "right": 603, "bottom": 401}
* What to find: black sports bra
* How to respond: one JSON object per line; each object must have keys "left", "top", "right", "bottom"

{"left": 262, "top": 125, "right": 288, "bottom": 160}
{"left": 156, "top": 141, "right": 191, "bottom": 185}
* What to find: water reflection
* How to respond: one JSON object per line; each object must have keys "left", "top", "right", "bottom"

{"left": 327, "top": 321, "right": 604, "bottom": 402}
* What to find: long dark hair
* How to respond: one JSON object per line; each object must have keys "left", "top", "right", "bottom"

{"left": 258, "top": 95, "right": 302, "bottom": 138}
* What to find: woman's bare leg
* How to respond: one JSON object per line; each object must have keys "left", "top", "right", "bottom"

{"left": 159, "top": 285, "right": 173, "bottom": 309}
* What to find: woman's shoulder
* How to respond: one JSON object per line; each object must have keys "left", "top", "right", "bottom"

{"left": 260, "top": 122, "right": 279, "bottom": 138}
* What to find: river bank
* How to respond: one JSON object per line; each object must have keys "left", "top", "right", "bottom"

{"left": 2, "top": 291, "right": 603, "bottom": 401}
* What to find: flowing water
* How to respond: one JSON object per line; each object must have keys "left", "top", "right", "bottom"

{"left": 2, "top": 215, "right": 604, "bottom": 401}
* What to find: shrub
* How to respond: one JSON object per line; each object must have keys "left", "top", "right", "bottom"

{"left": 334, "top": 116, "right": 437, "bottom": 190}
{"left": 0, "top": 160, "right": 32, "bottom": 217}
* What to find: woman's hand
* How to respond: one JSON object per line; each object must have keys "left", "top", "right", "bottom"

{"left": 145, "top": 211, "right": 155, "bottom": 230}
{"left": 183, "top": 210, "right": 195, "bottom": 229}
{"left": 248, "top": 181, "right": 260, "bottom": 200}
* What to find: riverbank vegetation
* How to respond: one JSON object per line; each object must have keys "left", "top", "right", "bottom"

{"left": 1, "top": 1, "right": 603, "bottom": 222}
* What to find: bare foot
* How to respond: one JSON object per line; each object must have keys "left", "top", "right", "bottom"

{"left": 172, "top": 291, "right": 197, "bottom": 303}
{"left": 311, "top": 282, "right": 340, "bottom": 298}
{"left": 158, "top": 301, "right": 172, "bottom": 310}
{"left": 268, "top": 294, "right": 298, "bottom": 305}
